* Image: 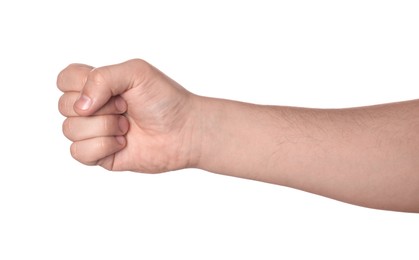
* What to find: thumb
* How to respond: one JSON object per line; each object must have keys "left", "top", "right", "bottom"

{"left": 74, "top": 59, "right": 152, "bottom": 115}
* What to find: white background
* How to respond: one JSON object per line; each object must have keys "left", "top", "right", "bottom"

{"left": 1, "top": 0, "right": 418, "bottom": 259}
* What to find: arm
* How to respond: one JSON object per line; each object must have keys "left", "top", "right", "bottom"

{"left": 196, "top": 97, "right": 419, "bottom": 212}
{"left": 57, "top": 59, "right": 419, "bottom": 212}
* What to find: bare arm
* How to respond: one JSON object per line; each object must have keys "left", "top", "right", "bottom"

{"left": 57, "top": 59, "right": 419, "bottom": 212}
{"left": 196, "top": 97, "right": 419, "bottom": 212}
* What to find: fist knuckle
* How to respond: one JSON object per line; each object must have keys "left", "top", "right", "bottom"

{"left": 127, "top": 59, "right": 154, "bottom": 86}
{"left": 71, "top": 141, "right": 96, "bottom": 165}
{"left": 70, "top": 142, "right": 79, "bottom": 161}
{"left": 62, "top": 118, "right": 73, "bottom": 140}
{"left": 56, "top": 70, "right": 65, "bottom": 89}
{"left": 58, "top": 95, "right": 67, "bottom": 115}
{"left": 131, "top": 59, "right": 153, "bottom": 73}
{"left": 88, "top": 67, "right": 107, "bottom": 87}
{"left": 129, "top": 58, "right": 148, "bottom": 67}
{"left": 58, "top": 64, "right": 80, "bottom": 85}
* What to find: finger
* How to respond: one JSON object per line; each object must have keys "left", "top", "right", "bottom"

{"left": 57, "top": 63, "right": 94, "bottom": 92}
{"left": 70, "top": 136, "right": 126, "bottom": 165}
{"left": 96, "top": 154, "right": 120, "bottom": 171}
{"left": 63, "top": 115, "right": 129, "bottom": 142}
{"left": 59, "top": 92, "right": 127, "bottom": 117}
{"left": 73, "top": 59, "right": 155, "bottom": 116}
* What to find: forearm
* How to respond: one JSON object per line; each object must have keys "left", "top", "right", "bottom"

{"left": 195, "top": 96, "right": 419, "bottom": 212}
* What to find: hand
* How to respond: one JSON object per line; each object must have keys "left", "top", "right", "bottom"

{"left": 57, "top": 59, "right": 202, "bottom": 173}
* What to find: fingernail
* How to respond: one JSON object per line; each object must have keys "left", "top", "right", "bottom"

{"left": 116, "top": 136, "right": 125, "bottom": 145}
{"left": 115, "top": 97, "right": 127, "bottom": 112}
{"left": 118, "top": 116, "right": 129, "bottom": 133}
{"left": 75, "top": 95, "right": 92, "bottom": 111}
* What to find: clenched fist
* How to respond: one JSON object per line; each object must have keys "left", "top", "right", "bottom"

{"left": 58, "top": 59, "right": 202, "bottom": 172}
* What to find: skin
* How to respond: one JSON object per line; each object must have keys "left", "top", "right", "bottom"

{"left": 57, "top": 59, "right": 419, "bottom": 213}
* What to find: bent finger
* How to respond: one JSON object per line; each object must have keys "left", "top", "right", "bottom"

{"left": 63, "top": 115, "right": 129, "bottom": 142}
{"left": 74, "top": 59, "right": 155, "bottom": 116}
{"left": 57, "top": 63, "right": 94, "bottom": 92}
{"left": 59, "top": 92, "right": 127, "bottom": 117}
{"left": 70, "top": 136, "right": 126, "bottom": 165}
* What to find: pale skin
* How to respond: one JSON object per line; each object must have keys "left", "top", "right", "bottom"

{"left": 57, "top": 59, "right": 419, "bottom": 213}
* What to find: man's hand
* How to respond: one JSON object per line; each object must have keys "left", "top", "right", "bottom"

{"left": 57, "top": 59, "right": 202, "bottom": 172}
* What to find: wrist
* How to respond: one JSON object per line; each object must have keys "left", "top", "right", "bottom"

{"left": 189, "top": 96, "right": 293, "bottom": 185}
{"left": 190, "top": 96, "right": 271, "bottom": 180}
{"left": 189, "top": 96, "right": 219, "bottom": 170}
{"left": 185, "top": 95, "right": 212, "bottom": 169}
{"left": 185, "top": 95, "right": 228, "bottom": 170}
{"left": 181, "top": 94, "right": 207, "bottom": 169}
